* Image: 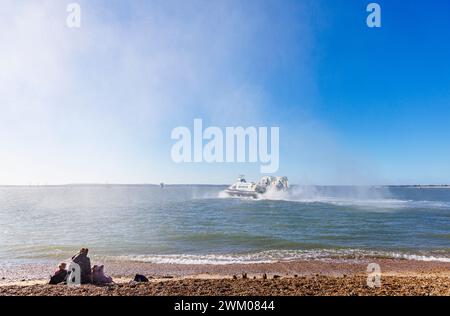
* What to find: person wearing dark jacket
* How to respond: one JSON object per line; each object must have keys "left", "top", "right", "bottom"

{"left": 49, "top": 262, "right": 68, "bottom": 285}
{"left": 71, "top": 248, "right": 92, "bottom": 284}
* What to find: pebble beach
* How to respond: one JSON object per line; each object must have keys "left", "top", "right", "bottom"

{"left": 1, "top": 259, "right": 449, "bottom": 296}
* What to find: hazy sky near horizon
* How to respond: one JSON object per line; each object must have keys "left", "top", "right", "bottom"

{"left": 1, "top": 0, "right": 450, "bottom": 185}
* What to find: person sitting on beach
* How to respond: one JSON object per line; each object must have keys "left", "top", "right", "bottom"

{"left": 49, "top": 262, "right": 68, "bottom": 285}
{"left": 71, "top": 248, "right": 92, "bottom": 284}
{"left": 92, "top": 265, "right": 113, "bottom": 285}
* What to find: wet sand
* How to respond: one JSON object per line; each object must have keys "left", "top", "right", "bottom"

{"left": 0, "top": 259, "right": 449, "bottom": 296}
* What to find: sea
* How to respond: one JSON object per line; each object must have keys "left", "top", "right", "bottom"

{"left": 0, "top": 185, "right": 449, "bottom": 267}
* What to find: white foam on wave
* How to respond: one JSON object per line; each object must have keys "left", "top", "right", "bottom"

{"left": 390, "top": 253, "right": 450, "bottom": 263}
{"left": 112, "top": 249, "right": 450, "bottom": 265}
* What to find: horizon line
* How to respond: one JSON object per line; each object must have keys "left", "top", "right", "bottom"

{"left": 0, "top": 183, "right": 449, "bottom": 187}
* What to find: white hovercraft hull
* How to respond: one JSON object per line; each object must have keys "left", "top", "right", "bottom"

{"left": 224, "top": 189, "right": 260, "bottom": 198}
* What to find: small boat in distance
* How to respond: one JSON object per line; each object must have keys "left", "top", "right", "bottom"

{"left": 225, "top": 175, "right": 289, "bottom": 198}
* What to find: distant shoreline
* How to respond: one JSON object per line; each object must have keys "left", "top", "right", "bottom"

{"left": 387, "top": 185, "right": 450, "bottom": 189}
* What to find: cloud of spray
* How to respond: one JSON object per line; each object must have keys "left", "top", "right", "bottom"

{"left": 0, "top": 0, "right": 317, "bottom": 184}
{"left": 253, "top": 184, "right": 396, "bottom": 207}
{"left": 0, "top": 0, "right": 383, "bottom": 185}
{"left": 0, "top": 1, "right": 269, "bottom": 183}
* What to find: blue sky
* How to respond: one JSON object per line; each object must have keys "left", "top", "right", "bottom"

{"left": 0, "top": 0, "right": 449, "bottom": 185}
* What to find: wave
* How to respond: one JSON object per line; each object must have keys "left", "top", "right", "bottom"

{"left": 112, "top": 249, "right": 450, "bottom": 265}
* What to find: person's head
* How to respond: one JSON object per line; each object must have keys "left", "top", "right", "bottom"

{"left": 58, "top": 262, "right": 67, "bottom": 270}
{"left": 80, "top": 248, "right": 89, "bottom": 255}
{"left": 92, "top": 265, "right": 103, "bottom": 273}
